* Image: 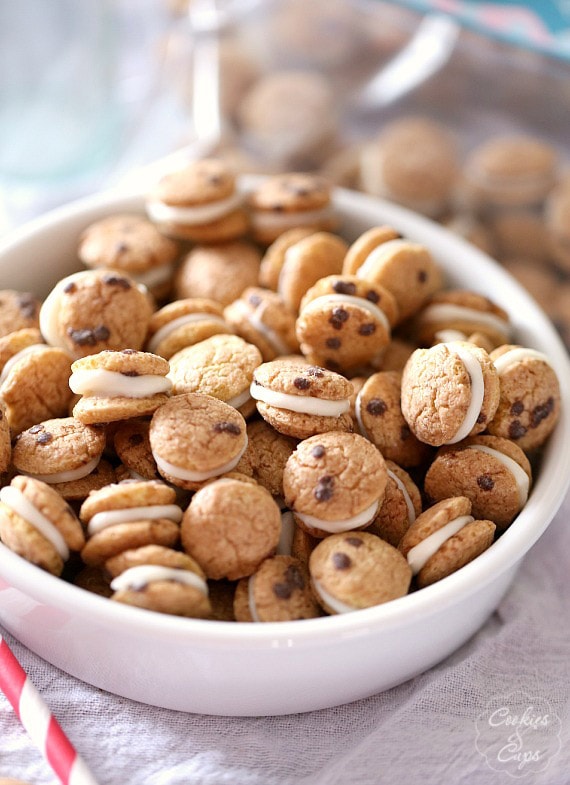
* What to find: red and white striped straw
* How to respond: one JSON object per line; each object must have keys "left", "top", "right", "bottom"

{"left": 0, "top": 634, "right": 100, "bottom": 785}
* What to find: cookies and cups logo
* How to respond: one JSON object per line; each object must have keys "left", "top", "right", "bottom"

{"left": 475, "top": 691, "right": 562, "bottom": 778}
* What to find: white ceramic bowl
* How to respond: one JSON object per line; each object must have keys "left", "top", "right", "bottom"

{"left": 1, "top": 183, "right": 569, "bottom": 716}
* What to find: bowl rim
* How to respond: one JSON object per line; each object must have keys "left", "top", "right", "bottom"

{"left": 1, "top": 181, "right": 569, "bottom": 648}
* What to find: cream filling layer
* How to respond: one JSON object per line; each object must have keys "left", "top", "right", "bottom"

{"left": 225, "top": 388, "right": 252, "bottom": 410}
{"left": 110, "top": 564, "right": 208, "bottom": 594}
{"left": 231, "top": 300, "right": 291, "bottom": 357}
{"left": 0, "top": 345, "right": 49, "bottom": 384}
{"left": 153, "top": 438, "right": 247, "bottom": 483}
{"left": 312, "top": 579, "right": 356, "bottom": 614}
{"left": 69, "top": 369, "right": 172, "bottom": 398}
{"left": 294, "top": 499, "right": 380, "bottom": 534}
{"left": 250, "top": 382, "right": 350, "bottom": 417}
{"left": 132, "top": 264, "right": 175, "bottom": 289}
{"left": 248, "top": 575, "right": 262, "bottom": 622}
{"left": 354, "top": 389, "right": 369, "bottom": 439}
{"left": 434, "top": 329, "right": 467, "bottom": 343}
{"left": 387, "top": 469, "right": 417, "bottom": 526}
{"left": 252, "top": 206, "right": 334, "bottom": 233}
{"left": 147, "top": 313, "right": 228, "bottom": 354}
{"left": 0, "top": 486, "right": 69, "bottom": 561}
{"left": 465, "top": 444, "right": 530, "bottom": 508}
{"left": 355, "top": 239, "right": 413, "bottom": 279}
{"left": 492, "top": 347, "right": 553, "bottom": 375}
{"left": 26, "top": 456, "right": 101, "bottom": 485}
{"left": 407, "top": 515, "right": 474, "bottom": 575}
{"left": 146, "top": 192, "right": 242, "bottom": 226}
{"left": 419, "top": 304, "right": 510, "bottom": 337}
{"left": 276, "top": 510, "right": 295, "bottom": 556}
{"left": 301, "top": 294, "right": 391, "bottom": 334}
{"left": 444, "top": 342, "right": 486, "bottom": 445}
{"left": 87, "top": 504, "right": 183, "bottom": 535}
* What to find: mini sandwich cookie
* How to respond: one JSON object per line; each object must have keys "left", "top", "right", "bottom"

{"left": 12, "top": 417, "right": 106, "bottom": 489}
{"left": 146, "top": 298, "right": 232, "bottom": 360}
{"left": 0, "top": 328, "right": 73, "bottom": 435}
{"left": 150, "top": 393, "right": 248, "bottom": 490}
{"left": 487, "top": 344, "right": 561, "bottom": 451}
{"left": 146, "top": 158, "right": 248, "bottom": 243}
{"left": 224, "top": 287, "right": 299, "bottom": 362}
{"left": 181, "top": 476, "right": 281, "bottom": 580}
{"left": 78, "top": 213, "right": 180, "bottom": 301}
{"left": 367, "top": 461, "right": 422, "bottom": 547}
{"left": 70, "top": 350, "right": 172, "bottom": 425}
{"left": 401, "top": 341, "right": 500, "bottom": 447}
{"left": 0, "top": 290, "right": 41, "bottom": 338}
{"left": 259, "top": 227, "right": 316, "bottom": 290}
{"left": 233, "top": 555, "right": 321, "bottom": 622}
{"left": 168, "top": 334, "right": 262, "bottom": 418}
{"left": 39, "top": 269, "right": 153, "bottom": 360}
{"left": 106, "top": 544, "right": 211, "bottom": 618}
{"left": 355, "top": 371, "right": 432, "bottom": 467}
{"left": 0, "top": 475, "right": 84, "bottom": 576}
{"left": 243, "top": 419, "right": 298, "bottom": 498}
{"left": 79, "top": 479, "right": 182, "bottom": 566}
{"left": 113, "top": 419, "right": 160, "bottom": 481}
{"left": 247, "top": 173, "right": 338, "bottom": 246}
{"left": 342, "top": 226, "right": 401, "bottom": 276}
{"left": 296, "top": 275, "right": 398, "bottom": 371}
{"left": 399, "top": 496, "right": 496, "bottom": 588}
{"left": 283, "top": 431, "right": 387, "bottom": 538}
{"left": 251, "top": 360, "right": 353, "bottom": 439}
{"left": 414, "top": 290, "right": 511, "bottom": 349}
{"left": 309, "top": 532, "right": 411, "bottom": 614}
{"left": 424, "top": 435, "right": 531, "bottom": 530}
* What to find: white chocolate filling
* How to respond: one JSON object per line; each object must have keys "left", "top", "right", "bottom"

{"left": 492, "top": 347, "right": 553, "bottom": 375}
{"left": 419, "top": 304, "right": 510, "bottom": 337}
{"left": 225, "top": 387, "right": 252, "bottom": 410}
{"left": 276, "top": 510, "right": 296, "bottom": 556}
{"left": 146, "top": 192, "right": 242, "bottom": 226}
{"left": 87, "top": 504, "right": 183, "bottom": 535}
{"left": 69, "top": 369, "right": 172, "bottom": 398}
{"left": 0, "top": 345, "right": 50, "bottom": 384}
{"left": 153, "top": 438, "right": 247, "bottom": 483}
{"left": 231, "top": 300, "right": 292, "bottom": 357}
{"left": 110, "top": 564, "right": 208, "bottom": 594}
{"left": 300, "top": 294, "right": 391, "bottom": 334}
{"left": 26, "top": 455, "right": 101, "bottom": 485}
{"left": 247, "top": 575, "right": 262, "bottom": 623}
{"left": 355, "top": 239, "right": 413, "bottom": 279}
{"left": 252, "top": 205, "right": 334, "bottom": 234}
{"left": 465, "top": 444, "right": 530, "bottom": 508}
{"left": 0, "top": 486, "right": 69, "bottom": 561}
{"left": 444, "top": 342, "right": 486, "bottom": 445}
{"left": 250, "top": 382, "right": 350, "bottom": 417}
{"left": 406, "top": 514, "right": 474, "bottom": 575}
{"left": 294, "top": 498, "right": 380, "bottom": 534}
{"left": 312, "top": 578, "right": 356, "bottom": 614}
{"left": 131, "top": 263, "right": 175, "bottom": 290}
{"left": 354, "top": 389, "right": 369, "bottom": 440}
{"left": 434, "top": 329, "right": 467, "bottom": 343}
{"left": 386, "top": 469, "right": 417, "bottom": 526}
{"left": 147, "top": 312, "right": 228, "bottom": 354}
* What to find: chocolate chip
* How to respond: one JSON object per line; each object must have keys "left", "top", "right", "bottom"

{"left": 329, "top": 308, "right": 349, "bottom": 330}
{"left": 306, "top": 366, "right": 325, "bottom": 377}
{"left": 314, "top": 475, "right": 334, "bottom": 502}
{"left": 93, "top": 325, "right": 111, "bottom": 342}
{"left": 36, "top": 431, "right": 53, "bottom": 445}
{"left": 476, "top": 412, "right": 486, "bottom": 424}
{"left": 213, "top": 421, "right": 241, "bottom": 435}
{"left": 366, "top": 398, "right": 387, "bottom": 416}
{"left": 17, "top": 294, "right": 38, "bottom": 318}
{"left": 285, "top": 564, "right": 305, "bottom": 590}
{"left": 115, "top": 242, "right": 129, "bottom": 254}
{"left": 344, "top": 536, "right": 363, "bottom": 548}
{"left": 477, "top": 474, "right": 495, "bottom": 491}
{"left": 273, "top": 582, "right": 292, "bottom": 600}
{"left": 531, "top": 397, "right": 554, "bottom": 428}
{"left": 128, "top": 433, "right": 144, "bottom": 446}
{"left": 332, "top": 280, "right": 356, "bottom": 295}
{"left": 271, "top": 204, "right": 284, "bottom": 212}
{"left": 509, "top": 420, "right": 527, "bottom": 440}
{"left": 417, "top": 270, "right": 427, "bottom": 283}
{"left": 29, "top": 424, "right": 44, "bottom": 433}
{"left": 332, "top": 552, "right": 351, "bottom": 570}
{"left": 325, "top": 337, "right": 341, "bottom": 349}
{"left": 366, "top": 290, "right": 380, "bottom": 303}
{"left": 121, "top": 370, "right": 139, "bottom": 377}
{"left": 122, "top": 349, "right": 136, "bottom": 355}
{"left": 63, "top": 282, "right": 77, "bottom": 294}
{"left": 510, "top": 401, "right": 524, "bottom": 416}
{"left": 102, "top": 274, "right": 131, "bottom": 289}
{"left": 400, "top": 424, "right": 411, "bottom": 441}
{"left": 358, "top": 323, "right": 376, "bottom": 336}
{"left": 67, "top": 326, "right": 110, "bottom": 346}
{"left": 208, "top": 174, "right": 222, "bottom": 185}
{"left": 248, "top": 294, "right": 262, "bottom": 307}
{"left": 294, "top": 376, "right": 311, "bottom": 390}
{"left": 311, "top": 445, "right": 325, "bottom": 458}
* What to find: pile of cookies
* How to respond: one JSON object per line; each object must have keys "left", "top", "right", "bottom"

{"left": 0, "top": 158, "right": 562, "bottom": 623}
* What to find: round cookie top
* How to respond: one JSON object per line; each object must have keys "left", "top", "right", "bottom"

{"left": 248, "top": 173, "right": 332, "bottom": 213}
{"left": 80, "top": 478, "right": 177, "bottom": 522}
{"left": 283, "top": 431, "right": 387, "bottom": 533}
{"left": 146, "top": 298, "right": 230, "bottom": 359}
{"left": 243, "top": 418, "right": 298, "bottom": 498}
{"left": 78, "top": 213, "right": 180, "bottom": 274}
{"left": 39, "top": 269, "right": 153, "bottom": 359}
{"left": 309, "top": 531, "right": 412, "bottom": 613}
{"left": 152, "top": 158, "right": 237, "bottom": 207}
{"left": 149, "top": 394, "right": 247, "bottom": 487}
{"left": 0, "top": 327, "right": 45, "bottom": 374}
{"left": 401, "top": 341, "right": 500, "bottom": 446}
{"left": 12, "top": 417, "right": 106, "bottom": 480}
{"left": 224, "top": 287, "right": 299, "bottom": 361}
{"left": 342, "top": 226, "right": 401, "bottom": 276}
{"left": 259, "top": 227, "right": 316, "bottom": 290}
{"left": 181, "top": 477, "right": 281, "bottom": 580}
{"left": 0, "top": 290, "right": 41, "bottom": 338}
{"left": 71, "top": 348, "right": 170, "bottom": 376}
{"left": 252, "top": 360, "right": 353, "bottom": 403}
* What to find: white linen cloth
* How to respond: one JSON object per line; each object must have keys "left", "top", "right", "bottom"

{"left": 1, "top": 490, "right": 569, "bottom": 785}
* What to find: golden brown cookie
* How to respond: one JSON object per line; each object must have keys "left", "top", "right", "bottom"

{"left": 309, "top": 531, "right": 412, "bottom": 614}
{"left": 145, "top": 298, "right": 232, "bottom": 360}
{"left": 342, "top": 226, "right": 401, "bottom": 276}
{"left": 113, "top": 419, "right": 160, "bottom": 481}
{"left": 367, "top": 460, "right": 422, "bottom": 547}
{"left": 224, "top": 287, "right": 299, "bottom": 361}
{"left": 0, "top": 401, "right": 10, "bottom": 474}
{"left": 72, "top": 564, "right": 113, "bottom": 597}
{"left": 398, "top": 496, "right": 496, "bottom": 588}
{"left": 181, "top": 477, "right": 281, "bottom": 580}
{"left": 0, "top": 290, "right": 41, "bottom": 338}
{"left": 0, "top": 475, "right": 84, "bottom": 576}
{"left": 283, "top": 431, "right": 387, "bottom": 538}
{"left": 251, "top": 360, "right": 353, "bottom": 439}
{"left": 259, "top": 227, "right": 317, "bottom": 290}
{"left": 50, "top": 458, "right": 116, "bottom": 502}
{"left": 241, "top": 419, "right": 297, "bottom": 498}
{"left": 401, "top": 341, "right": 500, "bottom": 446}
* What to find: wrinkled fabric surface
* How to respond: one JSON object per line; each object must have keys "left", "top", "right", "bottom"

{"left": 1, "top": 491, "right": 569, "bottom": 785}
